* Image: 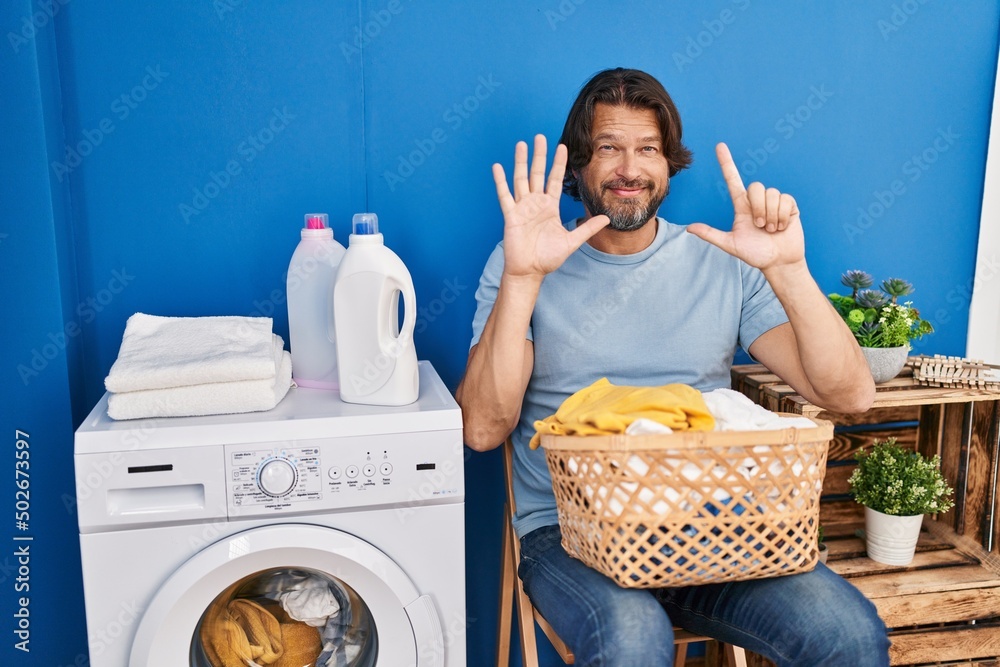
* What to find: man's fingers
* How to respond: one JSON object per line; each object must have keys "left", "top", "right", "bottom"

{"left": 686, "top": 223, "right": 735, "bottom": 256}
{"left": 765, "top": 187, "right": 780, "bottom": 231}
{"left": 512, "top": 140, "right": 529, "bottom": 199}
{"left": 529, "top": 135, "right": 548, "bottom": 193}
{"left": 777, "top": 193, "right": 796, "bottom": 231}
{"left": 567, "top": 214, "right": 611, "bottom": 249}
{"left": 747, "top": 182, "right": 766, "bottom": 228}
{"left": 546, "top": 143, "right": 568, "bottom": 198}
{"left": 492, "top": 163, "right": 515, "bottom": 216}
{"left": 716, "top": 143, "right": 750, "bottom": 213}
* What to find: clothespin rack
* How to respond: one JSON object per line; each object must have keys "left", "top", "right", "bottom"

{"left": 905, "top": 354, "right": 1000, "bottom": 392}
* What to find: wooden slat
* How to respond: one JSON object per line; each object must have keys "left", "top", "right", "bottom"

{"left": 963, "top": 401, "right": 997, "bottom": 546}
{"left": 820, "top": 499, "right": 865, "bottom": 525}
{"left": 826, "top": 426, "right": 919, "bottom": 463}
{"left": 916, "top": 403, "right": 945, "bottom": 461}
{"left": 847, "top": 564, "right": 1000, "bottom": 600}
{"left": 831, "top": 547, "right": 977, "bottom": 578}
{"left": 888, "top": 623, "right": 1000, "bottom": 665}
{"left": 941, "top": 403, "right": 970, "bottom": 533}
{"left": 825, "top": 531, "right": 956, "bottom": 563}
{"left": 874, "top": 586, "right": 1000, "bottom": 627}
{"left": 822, "top": 463, "right": 857, "bottom": 496}
{"left": 783, "top": 396, "right": 922, "bottom": 423}
{"left": 986, "top": 401, "right": 1000, "bottom": 554}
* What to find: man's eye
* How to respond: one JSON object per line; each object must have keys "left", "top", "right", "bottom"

{"left": 598, "top": 144, "right": 614, "bottom": 151}
{"left": 642, "top": 146, "right": 659, "bottom": 153}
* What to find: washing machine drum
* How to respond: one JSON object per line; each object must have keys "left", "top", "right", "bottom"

{"left": 130, "top": 525, "right": 444, "bottom": 667}
{"left": 192, "top": 567, "right": 376, "bottom": 667}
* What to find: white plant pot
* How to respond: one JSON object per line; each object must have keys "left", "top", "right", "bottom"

{"left": 864, "top": 506, "right": 923, "bottom": 566}
{"left": 861, "top": 345, "right": 909, "bottom": 384}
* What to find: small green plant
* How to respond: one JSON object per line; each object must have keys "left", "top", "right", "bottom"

{"left": 848, "top": 438, "right": 954, "bottom": 516}
{"left": 828, "top": 270, "right": 933, "bottom": 349}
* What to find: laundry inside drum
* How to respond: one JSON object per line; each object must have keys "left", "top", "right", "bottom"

{"left": 190, "top": 566, "right": 377, "bottom": 667}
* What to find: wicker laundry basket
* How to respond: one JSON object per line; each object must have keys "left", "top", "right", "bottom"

{"left": 540, "top": 416, "right": 834, "bottom": 588}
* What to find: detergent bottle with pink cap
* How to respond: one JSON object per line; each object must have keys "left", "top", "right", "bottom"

{"left": 334, "top": 213, "right": 419, "bottom": 406}
{"left": 286, "top": 213, "right": 346, "bottom": 390}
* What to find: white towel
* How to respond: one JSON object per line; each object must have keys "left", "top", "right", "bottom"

{"left": 702, "top": 388, "right": 816, "bottom": 431}
{"left": 106, "top": 335, "right": 292, "bottom": 420}
{"left": 105, "top": 313, "right": 277, "bottom": 393}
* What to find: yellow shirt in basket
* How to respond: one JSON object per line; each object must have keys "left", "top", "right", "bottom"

{"left": 529, "top": 378, "right": 715, "bottom": 448}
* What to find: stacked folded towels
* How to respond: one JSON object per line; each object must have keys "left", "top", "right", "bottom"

{"left": 104, "top": 313, "right": 293, "bottom": 420}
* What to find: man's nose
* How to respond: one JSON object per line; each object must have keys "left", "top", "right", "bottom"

{"left": 614, "top": 151, "right": 641, "bottom": 180}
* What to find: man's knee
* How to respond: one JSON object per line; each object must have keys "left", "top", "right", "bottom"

{"left": 791, "top": 589, "right": 890, "bottom": 665}
{"left": 577, "top": 593, "right": 676, "bottom": 665}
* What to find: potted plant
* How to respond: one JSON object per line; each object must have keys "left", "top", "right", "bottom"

{"left": 828, "top": 270, "right": 933, "bottom": 383}
{"left": 848, "top": 438, "right": 954, "bottom": 565}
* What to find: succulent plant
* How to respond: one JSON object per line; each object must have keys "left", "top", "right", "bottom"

{"left": 856, "top": 289, "right": 889, "bottom": 310}
{"left": 841, "top": 270, "right": 874, "bottom": 298}
{"left": 881, "top": 278, "right": 914, "bottom": 303}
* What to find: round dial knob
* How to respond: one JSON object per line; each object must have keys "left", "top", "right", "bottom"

{"left": 258, "top": 458, "right": 297, "bottom": 497}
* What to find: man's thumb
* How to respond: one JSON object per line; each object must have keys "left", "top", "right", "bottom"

{"left": 686, "top": 223, "right": 733, "bottom": 254}
{"left": 568, "top": 214, "right": 611, "bottom": 249}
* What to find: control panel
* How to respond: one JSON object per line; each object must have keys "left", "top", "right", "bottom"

{"left": 224, "top": 429, "right": 463, "bottom": 517}
{"left": 230, "top": 446, "right": 323, "bottom": 508}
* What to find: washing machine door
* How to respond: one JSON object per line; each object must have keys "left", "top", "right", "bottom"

{"left": 129, "top": 524, "right": 443, "bottom": 667}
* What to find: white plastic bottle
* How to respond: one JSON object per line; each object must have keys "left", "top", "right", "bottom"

{"left": 334, "top": 213, "right": 419, "bottom": 406}
{"left": 286, "top": 213, "right": 346, "bottom": 390}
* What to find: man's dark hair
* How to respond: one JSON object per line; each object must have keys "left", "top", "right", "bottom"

{"left": 559, "top": 68, "right": 693, "bottom": 200}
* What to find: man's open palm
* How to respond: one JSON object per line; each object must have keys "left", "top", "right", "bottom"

{"left": 493, "top": 135, "right": 610, "bottom": 279}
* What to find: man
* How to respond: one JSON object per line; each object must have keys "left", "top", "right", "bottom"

{"left": 456, "top": 68, "right": 889, "bottom": 666}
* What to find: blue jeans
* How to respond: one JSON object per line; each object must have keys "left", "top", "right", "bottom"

{"left": 518, "top": 525, "right": 890, "bottom": 667}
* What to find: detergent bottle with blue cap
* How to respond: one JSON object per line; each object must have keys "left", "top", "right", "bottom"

{"left": 333, "top": 212, "right": 419, "bottom": 406}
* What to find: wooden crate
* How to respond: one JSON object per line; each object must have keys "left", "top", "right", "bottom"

{"left": 731, "top": 363, "right": 1000, "bottom": 667}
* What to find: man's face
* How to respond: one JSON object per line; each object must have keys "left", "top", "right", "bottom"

{"left": 576, "top": 103, "right": 670, "bottom": 232}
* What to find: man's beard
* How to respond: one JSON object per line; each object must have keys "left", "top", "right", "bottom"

{"left": 579, "top": 177, "right": 668, "bottom": 232}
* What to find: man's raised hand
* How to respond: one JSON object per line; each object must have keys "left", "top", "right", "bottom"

{"left": 687, "top": 142, "right": 805, "bottom": 271}
{"left": 493, "top": 135, "right": 610, "bottom": 281}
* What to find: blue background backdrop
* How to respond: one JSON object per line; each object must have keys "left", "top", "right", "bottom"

{"left": 1, "top": 0, "right": 997, "bottom": 664}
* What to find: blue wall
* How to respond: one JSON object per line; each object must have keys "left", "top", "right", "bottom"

{"left": 2, "top": 1, "right": 997, "bottom": 664}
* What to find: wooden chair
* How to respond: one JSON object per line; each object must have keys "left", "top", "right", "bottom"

{"left": 495, "top": 438, "right": 749, "bottom": 667}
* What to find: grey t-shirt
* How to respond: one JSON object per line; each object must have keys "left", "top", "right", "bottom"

{"left": 470, "top": 218, "right": 789, "bottom": 538}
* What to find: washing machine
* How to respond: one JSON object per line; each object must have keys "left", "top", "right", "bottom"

{"left": 75, "top": 361, "right": 465, "bottom": 667}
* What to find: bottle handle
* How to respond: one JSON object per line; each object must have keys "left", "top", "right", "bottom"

{"left": 378, "top": 276, "right": 416, "bottom": 356}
